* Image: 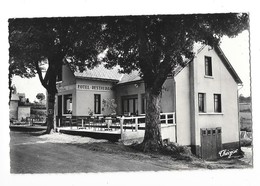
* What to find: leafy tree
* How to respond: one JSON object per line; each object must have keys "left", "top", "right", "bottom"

{"left": 36, "top": 93, "right": 46, "bottom": 102}
{"left": 97, "top": 14, "right": 248, "bottom": 151}
{"left": 9, "top": 14, "right": 248, "bottom": 151}
{"left": 9, "top": 17, "right": 104, "bottom": 133}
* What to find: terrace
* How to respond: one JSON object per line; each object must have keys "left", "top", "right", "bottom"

{"left": 56, "top": 112, "right": 176, "bottom": 142}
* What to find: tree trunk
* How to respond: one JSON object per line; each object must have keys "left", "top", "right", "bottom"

{"left": 43, "top": 55, "right": 62, "bottom": 134}
{"left": 8, "top": 73, "right": 13, "bottom": 105}
{"left": 141, "top": 87, "right": 163, "bottom": 152}
{"left": 46, "top": 92, "right": 55, "bottom": 134}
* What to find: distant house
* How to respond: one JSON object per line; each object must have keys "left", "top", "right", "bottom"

{"left": 9, "top": 93, "right": 31, "bottom": 122}
{"left": 55, "top": 45, "right": 242, "bottom": 159}
{"left": 9, "top": 94, "right": 20, "bottom": 120}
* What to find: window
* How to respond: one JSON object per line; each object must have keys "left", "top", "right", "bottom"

{"left": 94, "top": 94, "right": 101, "bottom": 114}
{"left": 198, "top": 93, "right": 206, "bottom": 112}
{"left": 58, "top": 95, "right": 62, "bottom": 116}
{"left": 122, "top": 95, "right": 138, "bottom": 115}
{"left": 64, "top": 94, "right": 72, "bottom": 114}
{"left": 205, "top": 56, "right": 212, "bottom": 76}
{"left": 214, "top": 94, "right": 222, "bottom": 112}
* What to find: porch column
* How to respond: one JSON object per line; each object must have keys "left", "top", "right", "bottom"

{"left": 138, "top": 94, "right": 142, "bottom": 115}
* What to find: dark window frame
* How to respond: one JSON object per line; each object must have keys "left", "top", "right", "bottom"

{"left": 205, "top": 56, "right": 212, "bottom": 76}
{"left": 94, "top": 94, "right": 101, "bottom": 114}
{"left": 198, "top": 93, "right": 206, "bottom": 113}
{"left": 214, "top": 94, "right": 222, "bottom": 113}
{"left": 121, "top": 95, "right": 138, "bottom": 115}
{"left": 63, "top": 94, "right": 72, "bottom": 114}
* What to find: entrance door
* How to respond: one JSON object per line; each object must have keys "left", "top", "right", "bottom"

{"left": 122, "top": 95, "right": 138, "bottom": 115}
{"left": 57, "top": 95, "right": 62, "bottom": 116}
{"left": 200, "top": 127, "right": 222, "bottom": 160}
{"left": 56, "top": 95, "right": 62, "bottom": 126}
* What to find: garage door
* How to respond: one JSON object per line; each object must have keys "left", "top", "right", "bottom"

{"left": 200, "top": 127, "right": 222, "bottom": 160}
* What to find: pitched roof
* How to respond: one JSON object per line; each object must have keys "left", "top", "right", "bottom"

{"left": 117, "top": 70, "right": 141, "bottom": 84}
{"left": 74, "top": 64, "right": 123, "bottom": 82}
{"left": 214, "top": 45, "right": 243, "bottom": 84}
{"left": 173, "top": 44, "right": 243, "bottom": 85}
{"left": 72, "top": 44, "right": 242, "bottom": 85}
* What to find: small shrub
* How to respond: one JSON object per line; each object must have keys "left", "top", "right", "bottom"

{"left": 240, "top": 138, "right": 252, "bottom": 147}
{"left": 161, "top": 142, "right": 194, "bottom": 161}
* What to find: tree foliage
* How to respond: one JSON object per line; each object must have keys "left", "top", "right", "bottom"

{"left": 36, "top": 93, "right": 46, "bottom": 102}
{"left": 9, "top": 17, "right": 104, "bottom": 133}
{"left": 9, "top": 17, "right": 104, "bottom": 93}
{"left": 97, "top": 13, "right": 248, "bottom": 151}
{"left": 9, "top": 14, "right": 249, "bottom": 146}
{"left": 99, "top": 14, "right": 248, "bottom": 92}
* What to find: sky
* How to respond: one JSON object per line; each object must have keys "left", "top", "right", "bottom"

{"left": 12, "top": 30, "right": 251, "bottom": 101}
{"left": 220, "top": 30, "right": 250, "bottom": 96}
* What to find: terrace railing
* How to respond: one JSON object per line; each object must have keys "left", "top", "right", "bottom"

{"left": 56, "top": 112, "right": 175, "bottom": 132}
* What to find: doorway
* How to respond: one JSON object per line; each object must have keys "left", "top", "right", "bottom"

{"left": 200, "top": 127, "right": 222, "bottom": 160}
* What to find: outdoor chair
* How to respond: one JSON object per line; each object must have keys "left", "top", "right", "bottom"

{"left": 92, "top": 116, "right": 99, "bottom": 131}
{"left": 111, "top": 117, "right": 121, "bottom": 131}
{"left": 123, "top": 117, "right": 134, "bottom": 131}
{"left": 77, "top": 117, "right": 86, "bottom": 129}
{"left": 89, "top": 116, "right": 95, "bottom": 130}
{"left": 98, "top": 116, "right": 105, "bottom": 131}
{"left": 104, "top": 117, "right": 113, "bottom": 131}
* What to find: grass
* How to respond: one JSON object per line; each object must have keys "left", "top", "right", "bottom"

{"left": 240, "top": 111, "right": 252, "bottom": 132}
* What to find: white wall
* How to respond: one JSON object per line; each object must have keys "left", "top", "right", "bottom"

{"left": 115, "top": 77, "right": 175, "bottom": 115}
{"left": 161, "top": 78, "right": 175, "bottom": 113}
{"left": 18, "top": 106, "right": 31, "bottom": 121}
{"left": 194, "top": 46, "right": 240, "bottom": 145}
{"left": 115, "top": 82, "right": 145, "bottom": 115}
{"left": 75, "top": 79, "right": 116, "bottom": 116}
{"left": 9, "top": 101, "right": 18, "bottom": 120}
{"left": 175, "top": 65, "right": 192, "bottom": 146}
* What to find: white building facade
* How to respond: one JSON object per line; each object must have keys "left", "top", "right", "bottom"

{"left": 55, "top": 45, "right": 242, "bottom": 159}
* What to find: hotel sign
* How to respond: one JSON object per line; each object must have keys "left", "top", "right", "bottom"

{"left": 77, "top": 84, "right": 112, "bottom": 91}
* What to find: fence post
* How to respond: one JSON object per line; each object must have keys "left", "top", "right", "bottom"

{"left": 165, "top": 114, "right": 168, "bottom": 125}
{"left": 135, "top": 117, "right": 138, "bottom": 131}
{"left": 120, "top": 116, "right": 124, "bottom": 140}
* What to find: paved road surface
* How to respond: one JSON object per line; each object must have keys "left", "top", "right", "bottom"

{"left": 10, "top": 131, "right": 191, "bottom": 173}
{"left": 10, "top": 131, "right": 252, "bottom": 173}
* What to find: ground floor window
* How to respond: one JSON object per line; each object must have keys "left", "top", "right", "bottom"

{"left": 214, "top": 94, "right": 222, "bottom": 112}
{"left": 122, "top": 95, "right": 138, "bottom": 115}
{"left": 198, "top": 93, "right": 206, "bottom": 113}
{"left": 94, "top": 94, "right": 101, "bottom": 114}
{"left": 58, "top": 95, "right": 62, "bottom": 116}
{"left": 64, "top": 94, "right": 72, "bottom": 114}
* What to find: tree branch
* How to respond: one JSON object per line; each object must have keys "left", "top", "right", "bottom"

{"left": 35, "top": 61, "right": 48, "bottom": 89}
{"left": 152, "top": 53, "right": 173, "bottom": 94}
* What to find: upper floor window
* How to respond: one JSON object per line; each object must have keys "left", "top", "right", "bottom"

{"left": 214, "top": 94, "right": 222, "bottom": 113}
{"left": 205, "top": 56, "right": 212, "bottom": 76}
{"left": 198, "top": 93, "right": 206, "bottom": 113}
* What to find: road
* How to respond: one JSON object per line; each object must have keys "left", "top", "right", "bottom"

{"left": 10, "top": 131, "right": 252, "bottom": 173}
{"left": 10, "top": 131, "right": 192, "bottom": 173}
